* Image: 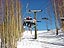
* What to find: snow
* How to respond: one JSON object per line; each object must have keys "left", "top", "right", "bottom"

{"left": 0, "top": 39, "right": 1, "bottom": 46}
{"left": 17, "top": 30, "right": 64, "bottom": 48}
{"left": 0, "top": 30, "right": 64, "bottom": 48}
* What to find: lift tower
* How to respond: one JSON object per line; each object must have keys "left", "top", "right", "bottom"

{"left": 29, "top": 10, "right": 42, "bottom": 39}
{"left": 53, "top": 0, "right": 59, "bottom": 35}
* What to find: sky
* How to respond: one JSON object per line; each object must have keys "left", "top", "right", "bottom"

{"left": 20, "top": 0, "right": 59, "bottom": 30}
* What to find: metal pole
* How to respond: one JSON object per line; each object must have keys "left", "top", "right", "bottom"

{"left": 34, "top": 12, "right": 37, "bottom": 39}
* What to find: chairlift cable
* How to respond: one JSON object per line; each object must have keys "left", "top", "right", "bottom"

{"left": 38, "top": 0, "right": 51, "bottom": 10}
{"left": 46, "top": 6, "right": 53, "bottom": 30}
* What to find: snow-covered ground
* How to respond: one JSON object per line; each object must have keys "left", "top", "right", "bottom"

{"left": 0, "top": 39, "right": 1, "bottom": 47}
{"left": 17, "top": 30, "right": 64, "bottom": 48}
{"left": 0, "top": 30, "right": 64, "bottom": 48}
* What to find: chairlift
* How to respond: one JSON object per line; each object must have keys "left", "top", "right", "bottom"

{"left": 42, "top": 17, "right": 48, "bottom": 20}
{"left": 23, "top": 16, "right": 36, "bottom": 28}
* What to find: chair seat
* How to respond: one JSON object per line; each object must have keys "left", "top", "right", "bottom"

{"left": 60, "top": 17, "right": 64, "bottom": 21}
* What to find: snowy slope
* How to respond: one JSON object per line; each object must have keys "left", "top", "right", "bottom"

{"left": 17, "top": 30, "right": 64, "bottom": 48}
